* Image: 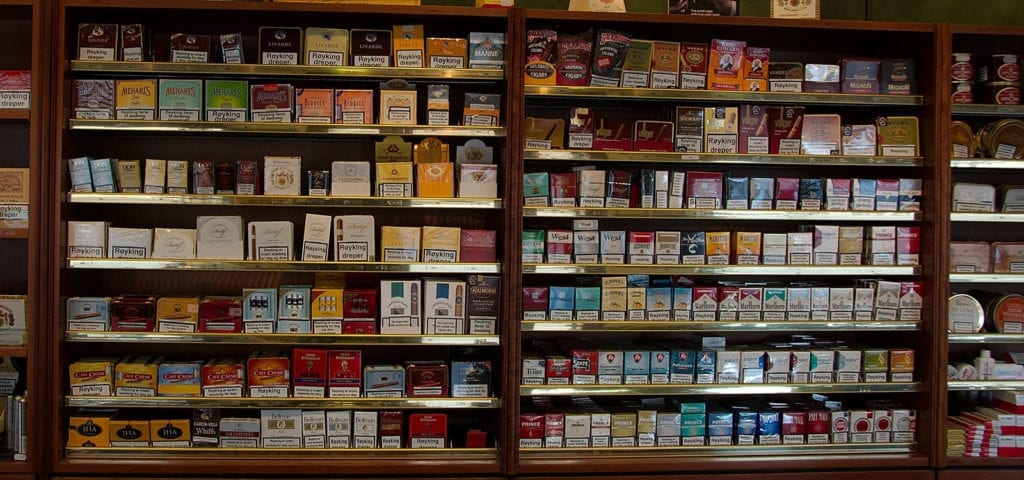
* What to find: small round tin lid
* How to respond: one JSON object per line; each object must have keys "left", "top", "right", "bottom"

{"left": 948, "top": 293, "right": 984, "bottom": 333}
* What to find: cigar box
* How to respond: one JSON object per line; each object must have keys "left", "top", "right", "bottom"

{"left": 804, "top": 64, "right": 841, "bottom": 93}
{"left": 687, "top": 171, "right": 724, "bottom": 209}
{"left": 169, "top": 33, "right": 210, "bottom": 63}
{"left": 278, "top": 285, "right": 311, "bottom": 330}
{"left": 67, "top": 297, "right": 110, "bottom": 332}
{"left": 110, "top": 419, "right": 150, "bottom": 447}
{"left": 704, "top": 107, "right": 739, "bottom": 153}
{"left": 214, "top": 33, "right": 242, "bottom": 64}
{"left": 680, "top": 43, "right": 708, "bottom": 90}
{"left": 157, "top": 361, "right": 201, "bottom": 397}
{"left": 592, "top": 117, "right": 633, "bottom": 151}
{"left": 458, "top": 163, "right": 497, "bottom": 199}
{"left": 328, "top": 350, "right": 361, "bottom": 398}
{"left": 115, "top": 355, "right": 161, "bottom": 396}
{"left": 334, "top": 90, "right": 373, "bottom": 124}
{"left": 247, "top": 352, "right": 291, "bottom": 397}
{"left": 364, "top": 364, "right": 405, "bottom": 398}
{"left": 768, "top": 106, "right": 804, "bottom": 155}
{"left": 350, "top": 29, "right": 391, "bottom": 67}
{"left": 376, "top": 161, "right": 413, "bottom": 197}
{"left": 427, "top": 37, "right": 467, "bottom": 69}
{"left": 589, "top": 29, "right": 630, "bottom": 87}
{"left": 380, "top": 279, "right": 422, "bottom": 334}
{"left": 241, "top": 288, "right": 277, "bottom": 333}
{"left": 406, "top": 361, "right": 449, "bottom": 397}
{"left": 81, "top": 158, "right": 113, "bottom": 194}
{"left": 466, "top": 275, "right": 499, "bottom": 334}
{"left": 380, "top": 79, "right": 416, "bottom": 125}
{"left": 195, "top": 216, "right": 244, "bottom": 260}
{"left": 292, "top": 348, "right": 328, "bottom": 398}
{"left": 416, "top": 162, "right": 454, "bottom": 198}
{"left": 295, "top": 88, "right": 333, "bottom": 123}
{"left": 708, "top": 39, "right": 745, "bottom": 90}
{"left": 556, "top": 31, "right": 592, "bottom": 86}
{"left": 425, "top": 84, "right": 449, "bottom": 126}
{"left": 258, "top": 27, "right": 302, "bottom": 65}
{"left": 801, "top": 114, "right": 842, "bottom": 155}
{"left": 328, "top": 161, "right": 371, "bottom": 197}
{"left": 841, "top": 58, "right": 880, "bottom": 94}
{"left": 842, "top": 124, "right": 877, "bottom": 156}
{"left": 260, "top": 409, "right": 302, "bottom": 448}
{"left": 250, "top": 84, "right": 294, "bottom": 123}
{"left": 950, "top": 241, "right": 991, "bottom": 273}
{"left": 409, "top": 413, "right": 447, "bottom": 448}
{"left": 68, "top": 409, "right": 116, "bottom": 447}
{"left": 620, "top": 39, "right": 652, "bottom": 88}
{"left": 116, "top": 160, "right": 141, "bottom": 193}
{"left": 739, "top": 105, "right": 769, "bottom": 154}
{"left": 393, "top": 25, "right": 425, "bottom": 67}
{"left": 115, "top": 79, "right": 157, "bottom": 120}
{"left": 451, "top": 360, "right": 491, "bottom": 397}
{"left": 635, "top": 120, "right": 674, "bottom": 152}
{"left": 876, "top": 116, "right": 919, "bottom": 157}
{"left": 647, "top": 40, "right": 680, "bottom": 89}
{"left": 305, "top": 28, "right": 347, "bottom": 66}
{"left": 567, "top": 107, "right": 594, "bottom": 150}
{"left": 204, "top": 80, "right": 248, "bottom": 122}
{"left": 143, "top": 158, "right": 166, "bottom": 194}
{"left": 302, "top": 410, "right": 326, "bottom": 448}
{"left": 674, "top": 106, "right": 704, "bottom": 152}
{"left": 310, "top": 288, "right": 343, "bottom": 333}
{"left": 106, "top": 227, "right": 151, "bottom": 260}
{"left": 155, "top": 297, "right": 199, "bottom": 333}
{"left": 69, "top": 357, "right": 117, "bottom": 396}
{"left": 73, "top": 79, "right": 115, "bottom": 119}
{"left": 247, "top": 221, "right": 294, "bottom": 261}
{"left": 381, "top": 226, "right": 420, "bottom": 262}
{"left": 198, "top": 297, "right": 242, "bottom": 333}
{"left": 333, "top": 215, "right": 375, "bottom": 262}
{"left": 219, "top": 417, "right": 260, "bottom": 448}
{"left": 110, "top": 295, "right": 156, "bottom": 332}
{"left": 158, "top": 79, "right": 201, "bottom": 121}
{"left": 525, "top": 29, "right": 557, "bottom": 85}
{"left": 881, "top": 59, "right": 916, "bottom": 95}
{"left": 469, "top": 32, "right": 505, "bottom": 70}
{"left": 524, "top": 117, "right": 565, "bottom": 150}
{"left": 78, "top": 24, "right": 118, "bottom": 61}
{"left": 300, "top": 213, "right": 331, "bottom": 262}
{"left": 424, "top": 278, "right": 466, "bottom": 334}
{"left": 201, "top": 359, "right": 245, "bottom": 397}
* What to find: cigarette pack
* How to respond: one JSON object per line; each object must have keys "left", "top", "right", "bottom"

{"left": 335, "top": 89, "right": 374, "bottom": 124}
{"left": 704, "top": 107, "right": 738, "bottom": 154}
{"left": 201, "top": 359, "right": 245, "bottom": 397}
{"left": 393, "top": 25, "right": 425, "bottom": 67}
{"left": 115, "top": 79, "right": 157, "bottom": 120}
{"left": 409, "top": 413, "right": 447, "bottom": 448}
{"left": 169, "top": 33, "right": 210, "bottom": 64}
{"left": 247, "top": 221, "right": 294, "bottom": 261}
{"left": 424, "top": 278, "right": 466, "bottom": 334}
{"left": 380, "top": 279, "right": 422, "bottom": 334}
{"left": 328, "top": 350, "right": 361, "bottom": 398}
{"left": 261, "top": 409, "right": 302, "bottom": 448}
{"left": 469, "top": 32, "right": 505, "bottom": 70}
{"left": 143, "top": 158, "right": 166, "bottom": 194}
{"left": 158, "top": 79, "right": 202, "bottom": 121}
{"left": 295, "top": 88, "right": 334, "bottom": 123}
{"left": 305, "top": 27, "right": 347, "bottom": 66}
{"left": 302, "top": 410, "right": 326, "bottom": 448}
{"left": 157, "top": 361, "right": 201, "bottom": 397}
{"left": 466, "top": 275, "right": 499, "bottom": 334}
{"left": 204, "top": 80, "right": 248, "bottom": 122}
{"left": 708, "top": 39, "right": 745, "bottom": 90}
{"left": 155, "top": 297, "right": 199, "bottom": 333}
{"left": 259, "top": 27, "right": 302, "bottom": 65}
{"left": 351, "top": 29, "right": 391, "bottom": 67}
{"left": 379, "top": 79, "right": 416, "bottom": 125}
{"left": 292, "top": 348, "right": 328, "bottom": 398}
{"left": 427, "top": 37, "right": 467, "bottom": 69}
{"left": 680, "top": 43, "right": 708, "bottom": 90}
{"left": 739, "top": 105, "right": 769, "bottom": 154}
{"left": 247, "top": 352, "right": 291, "bottom": 397}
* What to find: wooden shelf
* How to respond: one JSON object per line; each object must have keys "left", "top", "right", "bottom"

{"left": 949, "top": 273, "right": 1024, "bottom": 284}
{"left": 67, "top": 193, "right": 502, "bottom": 209}
{"left": 951, "top": 104, "right": 1024, "bottom": 117}
{"left": 950, "top": 213, "right": 1024, "bottom": 222}
{"left": 524, "top": 85, "right": 923, "bottom": 106}
{"left": 947, "top": 380, "right": 1024, "bottom": 391}
{"left": 0, "top": 110, "right": 29, "bottom": 121}
{"left": 523, "top": 264, "right": 920, "bottom": 276}
{"left": 66, "top": 259, "right": 501, "bottom": 273}
{"left": 951, "top": 159, "right": 1024, "bottom": 169}
{"left": 525, "top": 207, "right": 920, "bottom": 221}
{"left": 70, "top": 60, "right": 504, "bottom": 80}
{"left": 68, "top": 120, "right": 506, "bottom": 138}
{"left": 522, "top": 321, "right": 921, "bottom": 333}
{"left": 524, "top": 149, "right": 923, "bottom": 167}
{"left": 521, "top": 383, "right": 922, "bottom": 397}
{"left": 0, "top": 346, "right": 27, "bottom": 357}
{"left": 66, "top": 331, "right": 499, "bottom": 346}
{"left": 65, "top": 396, "right": 499, "bottom": 409}
{"left": 948, "top": 333, "right": 1024, "bottom": 344}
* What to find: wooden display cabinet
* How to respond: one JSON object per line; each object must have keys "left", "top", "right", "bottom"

{"left": 511, "top": 10, "right": 943, "bottom": 476}
{"left": 48, "top": 0, "right": 515, "bottom": 476}
{"left": 940, "top": 24, "right": 1024, "bottom": 471}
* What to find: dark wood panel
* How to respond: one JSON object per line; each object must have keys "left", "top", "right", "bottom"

{"left": 519, "top": 470, "right": 934, "bottom": 480}
{"left": 940, "top": 466, "right": 1024, "bottom": 480}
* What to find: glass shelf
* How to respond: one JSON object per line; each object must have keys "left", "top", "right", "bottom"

{"left": 524, "top": 85, "right": 923, "bottom": 106}
{"left": 70, "top": 60, "right": 505, "bottom": 80}
{"left": 522, "top": 321, "right": 921, "bottom": 333}
{"left": 66, "top": 331, "right": 499, "bottom": 346}
{"left": 525, "top": 207, "right": 920, "bottom": 221}
{"left": 523, "top": 149, "right": 922, "bottom": 167}
{"left": 520, "top": 382, "right": 922, "bottom": 396}
{"left": 68, "top": 119, "right": 506, "bottom": 137}
{"left": 523, "top": 264, "right": 920, "bottom": 276}
{"left": 67, "top": 193, "right": 502, "bottom": 209}
{"left": 64, "top": 396, "right": 499, "bottom": 409}
{"left": 66, "top": 259, "right": 501, "bottom": 273}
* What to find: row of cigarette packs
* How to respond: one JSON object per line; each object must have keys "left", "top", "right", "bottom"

{"left": 523, "top": 338, "right": 916, "bottom": 386}
{"left": 948, "top": 392, "right": 1024, "bottom": 457}
{"left": 69, "top": 408, "right": 486, "bottom": 449}
{"left": 521, "top": 396, "right": 916, "bottom": 448}
{"left": 69, "top": 352, "right": 492, "bottom": 399}
{"left": 75, "top": 78, "right": 500, "bottom": 126}
{"left": 524, "top": 224, "right": 920, "bottom": 267}
{"left": 524, "top": 170, "right": 922, "bottom": 212}
{"left": 523, "top": 279, "right": 924, "bottom": 323}
{"left": 67, "top": 275, "right": 500, "bottom": 335}
{"left": 2, "top": 394, "right": 27, "bottom": 458}
{"left": 525, "top": 30, "right": 915, "bottom": 95}
{"left": 78, "top": 23, "right": 505, "bottom": 69}
{"left": 67, "top": 217, "right": 498, "bottom": 263}
{"left": 952, "top": 182, "right": 1024, "bottom": 213}
{"left": 69, "top": 153, "right": 499, "bottom": 199}
{"left": 950, "top": 241, "right": 1024, "bottom": 274}
{"left": 528, "top": 110, "right": 919, "bottom": 158}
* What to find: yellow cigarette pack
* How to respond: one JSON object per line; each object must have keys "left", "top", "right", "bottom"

{"left": 68, "top": 409, "right": 117, "bottom": 447}
{"left": 381, "top": 226, "right": 421, "bottom": 262}
{"left": 150, "top": 418, "right": 191, "bottom": 446}
{"left": 426, "top": 37, "right": 467, "bottom": 69}
{"left": 115, "top": 355, "right": 163, "bottom": 397}
{"left": 421, "top": 226, "right": 461, "bottom": 263}
{"left": 156, "top": 296, "right": 200, "bottom": 333}
{"left": 416, "top": 163, "right": 454, "bottom": 198}
{"left": 115, "top": 79, "right": 157, "bottom": 120}
{"left": 733, "top": 231, "right": 762, "bottom": 265}
{"left": 110, "top": 418, "right": 151, "bottom": 446}
{"left": 375, "top": 162, "right": 413, "bottom": 197}
{"left": 393, "top": 25, "right": 425, "bottom": 67}
{"left": 69, "top": 357, "right": 118, "bottom": 396}
{"left": 311, "top": 288, "right": 344, "bottom": 320}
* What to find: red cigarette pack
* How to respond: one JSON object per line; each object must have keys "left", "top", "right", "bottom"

{"left": 198, "top": 296, "right": 242, "bottom": 333}
{"left": 409, "top": 413, "right": 447, "bottom": 448}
